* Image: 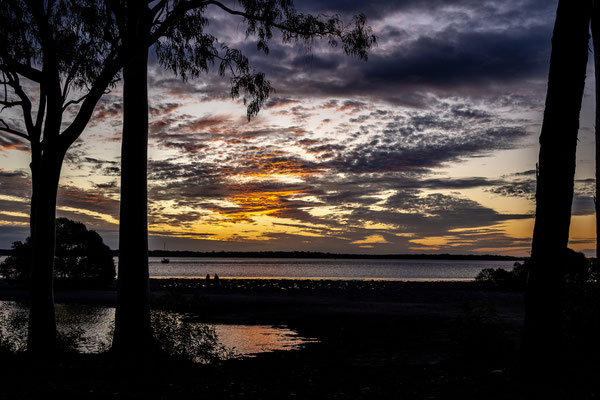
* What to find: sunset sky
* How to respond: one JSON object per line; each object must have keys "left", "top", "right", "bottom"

{"left": 0, "top": 0, "right": 597, "bottom": 256}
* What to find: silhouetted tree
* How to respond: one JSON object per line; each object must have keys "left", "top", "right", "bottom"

{"left": 0, "top": 238, "right": 32, "bottom": 283}
{"left": 111, "top": 0, "right": 375, "bottom": 360}
{"left": 526, "top": 0, "right": 592, "bottom": 372}
{"left": 0, "top": 218, "right": 115, "bottom": 285}
{"left": 0, "top": 0, "right": 125, "bottom": 355}
{"left": 593, "top": 0, "right": 600, "bottom": 286}
{"left": 591, "top": 0, "right": 600, "bottom": 362}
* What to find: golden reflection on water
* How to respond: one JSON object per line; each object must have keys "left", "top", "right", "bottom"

{"left": 213, "top": 324, "right": 318, "bottom": 357}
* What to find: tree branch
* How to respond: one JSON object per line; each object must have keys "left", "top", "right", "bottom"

{"left": 0, "top": 54, "right": 43, "bottom": 83}
{"left": 149, "top": 0, "right": 169, "bottom": 21}
{"left": 33, "top": 84, "right": 46, "bottom": 140}
{"left": 62, "top": 94, "right": 88, "bottom": 112}
{"left": 59, "top": 50, "right": 124, "bottom": 149}
{"left": 147, "top": 0, "right": 211, "bottom": 45}
{"left": 0, "top": 119, "right": 30, "bottom": 141}
{"left": 0, "top": 100, "right": 23, "bottom": 112}
{"left": 204, "top": 0, "right": 335, "bottom": 37}
{"left": 3, "top": 69, "right": 36, "bottom": 136}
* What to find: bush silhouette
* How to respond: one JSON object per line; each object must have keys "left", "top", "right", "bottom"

{"left": 476, "top": 249, "right": 594, "bottom": 290}
{"left": 476, "top": 261, "right": 528, "bottom": 289}
{"left": 0, "top": 218, "right": 115, "bottom": 286}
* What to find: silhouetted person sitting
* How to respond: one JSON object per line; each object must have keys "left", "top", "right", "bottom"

{"left": 205, "top": 273, "right": 210, "bottom": 281}
{"left": 214, "top": 273, "right": 221, "bottom": 286}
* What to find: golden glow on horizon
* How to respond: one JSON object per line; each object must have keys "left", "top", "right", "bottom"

{"left": 149, "top": 203, "right": 339, "bottom": 242}
{"left": 352, "top": 234, "right": 389, "bottom": 245}
{"left": 410, "top": 235, "right": 468, "bottom": 247}
{"left": 568, "top": 214, "right": 596, "bottom": 252}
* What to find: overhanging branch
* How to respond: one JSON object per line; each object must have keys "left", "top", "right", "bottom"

{"left": 0, "top": 119, "right": 30, "bottom": 141}
{"left": 62, "top": 94, "right": 89, "bottom": 112}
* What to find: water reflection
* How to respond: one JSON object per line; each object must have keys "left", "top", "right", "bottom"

{"left": 0, "top": 301, "right": 317, "bottom": 358}
{"left": 215, "top": 324, "right": 318, "bottom": 357}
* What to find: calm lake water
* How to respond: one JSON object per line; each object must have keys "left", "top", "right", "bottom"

{"left": 145, "top": 257, "right": 520, "bottom": 281}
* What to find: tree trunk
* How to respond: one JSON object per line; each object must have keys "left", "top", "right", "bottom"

{"left": 592, "top": 0, "right": 600, "bottom": 362}
{"left": 525, "top": 0, "right": 591, "bottom": 372}
{"left": 27, "top": 150, "right": 64, "bottom": 356}
{"left": 112, "top": 1, "right": 153, "bottom": 360}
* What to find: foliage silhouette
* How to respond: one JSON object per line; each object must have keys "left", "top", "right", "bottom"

{"left": 476, "top": 250, "right": 594, "bottom": 290}
{"left": 151, "top": 311, "right": 234, "bottom": 364}
{"left": 0, "top": 218, "right": 115, "bottom": 286}
{"left": 476, "top": 262, "right": 528, "bottom": 290}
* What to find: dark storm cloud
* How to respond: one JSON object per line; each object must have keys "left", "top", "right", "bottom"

{"left": 0, "top": 169, "right": 31, "bottom": 198}
{"left": 489, "top": 182, "right": 536, "bottom": 200}
{"left": 190, "top": 0, "right": 555, "bottom": 106}
{"left": 142, "top": 0, "right": 556, "bottom": 107}
{"left": 384, "top": 192, "right": 527, "bottom": 228}
{"left": 360, "top": 27, "right": 550, "bottom": 89}
{"left": 326, "top": 125, "right": 527, "bottom": 173}
{"left": 295, "top": 0, "right": 553, "bottom": 17}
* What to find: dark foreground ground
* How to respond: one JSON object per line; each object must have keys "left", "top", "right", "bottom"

{"left": 0, "top": 279, "right": 598, "bottom": 399}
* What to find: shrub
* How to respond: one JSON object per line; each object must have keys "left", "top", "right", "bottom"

{"left": 0, "top": 218, "right": 115, "bottom": 286}
{"left": 475, "top": 249, "right": 595, "bottom": 289}
{"left": 475, "top": 261, "right": 527, "bottom": 289}
{"left": 0, "top": 307, "right": 28, "bottom": 354}
{"left": 151, "top": 311, "right": 235, "bottom": 363}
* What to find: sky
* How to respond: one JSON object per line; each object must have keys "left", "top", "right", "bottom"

{"left": 0, "top": 0, "right": 597, "bottom": 256}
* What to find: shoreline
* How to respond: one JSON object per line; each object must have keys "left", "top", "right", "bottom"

{"left": 0, "top": 278, "right": 525, "bottom": 328}
{"left": 150, "top": 275, "right": 478, "bottom": 281}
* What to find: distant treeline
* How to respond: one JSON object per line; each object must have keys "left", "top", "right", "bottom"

{"left": 143, "top": 250, "right": 524, "bottom": 261}
{"left": 0, "top": 248, "right": 525, "bottom": 260}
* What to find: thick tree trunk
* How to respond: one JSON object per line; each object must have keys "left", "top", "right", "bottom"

{"left": 525, "top": 0, "right": 591, "bottom": 372}
{"left": 593, "top": 2, "right": 600, "bottom": 289}
{"left": 27, "top": 150, "right": 64, "bottom": 356}
{"left": 592, "top": 1, "right": 600, "bottom": 363}
{"left": 112, "top": 1, "right": 153, "bottom": 360}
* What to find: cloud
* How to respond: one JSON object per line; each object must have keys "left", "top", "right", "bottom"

{"left": 0, "top": 169, "right": 31, "bottom": 198}
{"left": 0, "top": 134, "right": 29, "bottom": 153}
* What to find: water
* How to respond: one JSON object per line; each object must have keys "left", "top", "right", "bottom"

{"left": 146, "top": 257, "right": 520, "bottom": 281}
{"left": 0, "top": 256, "right": 518, "bottom": 281}
{"left": 0, "top": 300, "right": 317, "bottom": 358}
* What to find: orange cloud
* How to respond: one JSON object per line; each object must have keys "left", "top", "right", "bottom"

{"left": 218, "top": 190, "right": 301, "bottom": 222}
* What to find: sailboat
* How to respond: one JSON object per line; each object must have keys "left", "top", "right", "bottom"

{"left": 161, "top": 242, "right": 170, "bottom": 264}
